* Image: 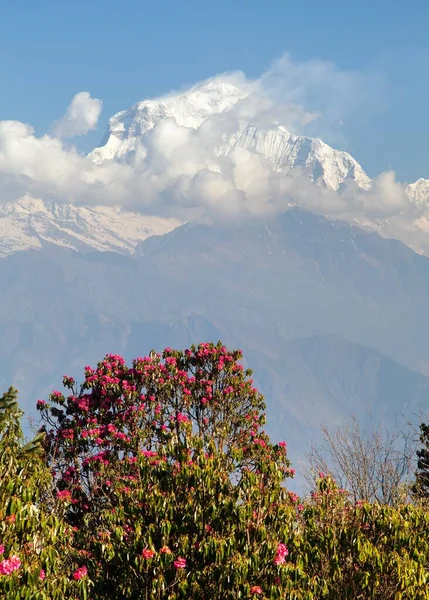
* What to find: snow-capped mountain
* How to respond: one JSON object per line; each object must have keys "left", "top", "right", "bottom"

{"left": 0, "top": 197, "right": 180, "bottom": 258}
{"left": 1, "top": 77, "right": 429, "bottom": 258}
{"left": 89, "top": 79, "right": 371, "bottom": 192}
{"left": 407, "top": 178, "right": 429, "bottom": 207}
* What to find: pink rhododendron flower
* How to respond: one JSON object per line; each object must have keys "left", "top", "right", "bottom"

{"left": 39, "top": 569, "right": 46, "bottom": 580}
{"left": 159, "top": 546, "right": 172, "bottom": 554}
{"left": 173, "top": 557, "right": 186, "bottom": 569}
{"left": 288, "top": 491, "right": 299, "bottom": 503}
{"left": 141, "top": 548, "right": 155, "bottom": 559}
{"left": 274, "top": 543, "right": 289, "bottom": 565}
{"left": 73, "top": 565, "right": 88, "bottom": 580}
{"left": 0, "top": 555, "right": 21, "bottom": 575}
{"left": 250, "top": 586, "right": 263, "bottom": 594}
{"left": 176, "top": 412, "right": 190, "bottom": 423}
{"left": 141, "top": 450, "right": 157, "bottom": 458}
{"left": 56, "top": 490, "right": 72, "bottom": 500}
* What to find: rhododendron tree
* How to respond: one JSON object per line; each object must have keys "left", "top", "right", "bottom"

{"left": 0, "top": 387, "right": 90, "bottom": 599}
{"left": 38, "top": 343, "right": 302, "bottom": 599}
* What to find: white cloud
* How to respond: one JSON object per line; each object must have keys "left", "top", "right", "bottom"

{"left": 52, "top": 91, "right": 102, "bottom": 138}
{"left": 0, "top": 58, "right": 428, "bottom": 255}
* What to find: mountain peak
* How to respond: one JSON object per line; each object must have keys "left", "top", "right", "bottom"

{"left": 88, "top": 76, "right": 371, "bottom": 192}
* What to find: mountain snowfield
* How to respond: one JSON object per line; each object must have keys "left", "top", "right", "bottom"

{"left": 0, "top": 197, "right": 180, "bottom": 258}
{"left": 1, "top": 78, "right": 429, "bottom": 257}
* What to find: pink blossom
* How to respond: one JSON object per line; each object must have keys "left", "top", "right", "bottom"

{"left": 56, "top": 490, "right": 72, "bottom": 500}
{"left": 0, "top": 555, "right": 21, "bottom": 575}
{"left": 250, "top": 586, "right": 263, "bottom": 595}
{"left": 76, "top": 398, "right": 90, "bottom": 411}
{"left": 176, "top": 412, "right": 190, "bottom": 423}
{"left": 288, "top": 491, "right": 299, "bottom": 503}
{"left": 0, "top": 546, "right": 3, "bottom": 556}
{"left": 159, "top": 546, "right": 172, "bottom": 554}
{"left": 39, "top": 569, "right": 46, "bottom": 580}
{"left": 173, "top": 557, "right": 186, "bottom": 569}
{"left": 274, "top": 543, "right": 288, "bottom": 566}
{"left": 141, "top": 548, "right": 155, "bottom": 559}
{"left": 253, "top": 438, "right": 266, "bottom": 448}
{"left": 141, "top": 450, "right": 157, "bottom": 458}
{"left": 73, "top": 565, "right": 88, "bottom": 580}
{"left": 60, "top": 429, "right": 74, "bottom": 440}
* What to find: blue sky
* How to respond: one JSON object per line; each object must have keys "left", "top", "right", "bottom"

{"left": 1, "top": 0, "right": 429, "bottom": 180}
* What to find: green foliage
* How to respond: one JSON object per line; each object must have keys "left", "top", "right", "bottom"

{"left": 413, "top": 423, "right": 429, "bottom": 499}
{"left": 0, "top": 387, "right": 90, "bottom": 599}
{"left": 297, "top": 475, "right": 429, "bottom": 599}
{"left": 1, "top": 344, "right": 429, "bottom": 599}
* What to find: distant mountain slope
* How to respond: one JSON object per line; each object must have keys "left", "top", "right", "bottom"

{"left": 1, "top": 210, "right": 429, "bottom": 473}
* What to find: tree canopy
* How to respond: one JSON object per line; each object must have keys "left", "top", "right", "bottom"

{"left": 1, "top": 342, "right": 429, "bottom": 599}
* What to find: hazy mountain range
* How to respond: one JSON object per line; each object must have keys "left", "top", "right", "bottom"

{"left": 1, "top": 80, "right": 428, "bottom": 479}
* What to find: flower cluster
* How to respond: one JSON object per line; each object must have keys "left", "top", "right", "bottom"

{"left": 0, "top": 555, "right": 21, "bottom": 576}
{"left": 250, "top": 585, "right": 263, "bottom": 595}
{"left": 274, "top": 543, "right": 289, "bottom": 566}
{"left": 72, "top": 565, "right": 88, "bottom": 580}
{"left": 173, "top": 557, "right": 186, "bottom": 569}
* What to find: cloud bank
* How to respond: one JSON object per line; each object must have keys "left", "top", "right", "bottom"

{"left": 0, "top": 53, "right": 427, "bottom": 253}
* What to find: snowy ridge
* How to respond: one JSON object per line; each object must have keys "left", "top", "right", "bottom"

{"left": 223, "top": 124, "right": 371, "bottom": 191}
{"left": 0, "top": 197, "right": 180, "bottom": 257}
{"left": 407, "top": 178, "right": 429, "bottom": 207}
